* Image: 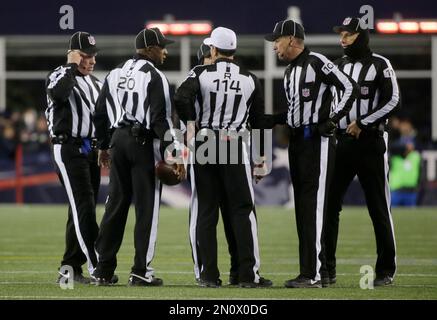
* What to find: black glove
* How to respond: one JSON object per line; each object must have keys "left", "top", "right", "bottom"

{"left": 318, "top": 119, "right": 336, "bottom": 137}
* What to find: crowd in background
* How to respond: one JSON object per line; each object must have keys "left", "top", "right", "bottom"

{"left": 0, "top": 110, "right": 50, "bottom": 170}
{"left": 0, "top": 109, "right": 428, "bottom": 206}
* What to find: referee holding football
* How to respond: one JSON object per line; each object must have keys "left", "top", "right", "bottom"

{"left": 323, "top": 17, "right": 399, "bottom": 287}
{"left": 265, "top": 19, "right": 358, "bottom": 288}
{"left": 46, "top": 31, "right": 101, "bottom": 284}
{"left": 93, "top": 27, "right": 184, "bottom": 286}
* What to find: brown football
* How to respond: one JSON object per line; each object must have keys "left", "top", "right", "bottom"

{"left": 155, "top": 160, "right": 181, "bottom": 186}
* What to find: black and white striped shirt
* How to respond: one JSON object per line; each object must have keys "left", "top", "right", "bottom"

{"left": 333, "top": 53, "right": 400, "bottom": 129}
{"left": 94, "top": 55, "right": 174, "bottom": 149}
{"left": 283, "top": 48, "right": 357, "bottom": 128}
{"left": 174, "top": 58, "right": 278, "bottom": 131}
{"left": 45, "top": 63, "right": 102, "bottom": 138}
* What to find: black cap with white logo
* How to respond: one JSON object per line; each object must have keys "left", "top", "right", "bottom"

{"left": 264, "top": 20, "right": 305, "bottom": 41}
{"left": 69, "top": 31, "right": 99, "bottom": 55}
{"left": 135, "top": 28, "right": 175, "bottom": 49}
{"left": 197, "top": 43, "right": 211, "bottom": 64}
{"left": 333, "top": 17, "right": 366, "bottom": 33}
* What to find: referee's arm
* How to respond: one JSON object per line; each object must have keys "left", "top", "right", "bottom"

{"left": 148, "top": 72, "right": 177, "bottom": 153}
{"left": 248, "top": 76, "right": 286, "bottom": 129}
{"left": 174, "top": 70, "right": 200, "bottom": 124}
{"left": 357, "top": 61, "right": 400, "bottom": 129}
{"left": 94, "top": 77, "right": 111, "bottom": 149}
{"left": 46, "top": 63, "right": 78, "bottom": 102}
{"left": 320, "top": 61, "right": 358, "bottom": 123}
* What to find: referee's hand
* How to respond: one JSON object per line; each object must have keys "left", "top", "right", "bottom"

{"left": 346, "top": 120, "right": 362, "bottom": 139}
{"left": 98, "top": 149, "right": 111, "bottom": 169}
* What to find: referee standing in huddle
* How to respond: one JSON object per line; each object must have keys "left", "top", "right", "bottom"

{"left": 93, "top": 28, "right": 184, "bottom": 286}
{"left": 324, "top": 17, "right": 399, "bottom": 286}
{"left": 265, "top": 19, "right": 358, "bottom": 288}
{"left": 175, "top": 27, "right": 281, "bottom": 288}
{"left": 190, "top": 43, "right": 239, "bottom": 285}
{"left": 45, "top": 31, "right": 101, "bottom": 283}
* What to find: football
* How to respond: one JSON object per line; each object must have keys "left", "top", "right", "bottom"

{"left": 155, "top": 160, "right": 182, "bottom": 186}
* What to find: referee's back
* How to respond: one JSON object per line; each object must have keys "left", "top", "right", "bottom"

{"left": 175, "top": 58, "right": 281, "bottom": 135}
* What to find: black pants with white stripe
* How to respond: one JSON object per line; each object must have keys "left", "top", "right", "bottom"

{"left": 288, "top": 131, "right": 336, "bottom": 281}
{"left": 94, "top": 127, "right": 161, "bottom": 279}
{"left": 189, "top": 164, "right": 239, "bottom": 281}
{"left": 324, "top": 131, "right": 396, "bottom": 278}
{"left": 53, "top": 143, "right": 100, "bottom": 276}
{"left": 191, "top": 137, "right": 260, "bottom": 283}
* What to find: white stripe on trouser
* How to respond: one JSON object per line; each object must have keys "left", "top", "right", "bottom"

{"left": 315, "top": 137, "right": 329, "bottom": 281}
{"left": 383, "top": 132, "right": 397, "bottom": 277}
{"left": 145, "top": 139, "right": 162, "bottom": 278}
{"left": 53, "top": 144, "right": 95, "bottom": 275}
{"left": 242, "top": 142, "right": 260, "bottom": 283}
{"left": 189, "top": 150, "right": 201, "bottom": 279}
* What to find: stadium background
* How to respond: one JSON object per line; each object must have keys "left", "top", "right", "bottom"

{"left": 0, "top": 0, "right": 436, "bottom": 302}
{"left": 0, "top": 0, "right": 436, "bottom": 206}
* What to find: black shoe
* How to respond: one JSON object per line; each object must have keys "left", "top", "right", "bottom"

{"left": 284, "top": 275, "right": 322, "bottom": 288}
{"left": 128, "top": 273, "right": 163, "bottom": 287}
{"left": 239, "top": 277, "right": 273, "bottom": 288}
{"left": 321, "top": 276, "right": 337, "bottom": 287}
{"left": 197, "top": 278, "right": 222, "bottom": 288}
{"left": 374, "top": 276, "right": 393, "bottom": 287}
{"left": 321, "top": 277, "right": 330, "bottom": 288}
{"left": 91, "top": 274, "right": 119, "bottom": 286}
{"left": 229, "top": 274, "right": 239, "bottom": 286}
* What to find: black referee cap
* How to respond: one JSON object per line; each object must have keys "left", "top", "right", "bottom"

{"left": 333, "top": 17, "right": 366, "bottom": 33}
{"left": 135, "top": 28, "right": 175, "bottom": 49}
{"left": 69, "top": 31, "right": 99, "bottom": 55}
{"left": 264, "top": 20, "right": 305, "bottom": 41}
{"left": 197, "top": 43, "right": 211, "bottom": 64}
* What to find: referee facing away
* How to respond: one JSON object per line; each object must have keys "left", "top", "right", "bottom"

{"left": 191, "top": 43, "right": 240, "bottom": 285}
{"left": 265, "top": 20, "right": 358, "bottom": 288}
{"left": 93, "top": 28, "right": 184, "bottom": 286}
{"left": 45, "top": 32, "right": 102, "bottom": 283}
{"left": 324, "top": 17, "right": 399, "bottom": 286}
{"left": 175, "top": 27, "right": 281, "bottom": 288}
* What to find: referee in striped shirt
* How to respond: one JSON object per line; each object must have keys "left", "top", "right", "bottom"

{"left": 265, "top": 19, "right": 358, "bottom": 288}
{"left": 45, "top": 31, "right": 101, "bottom": 283}
{"left": 92, "top": 28, "right": 184, "bottom": 286}
{"left": 175, "top": 27, "right": 281, "bottom": 288}
{"left": 191, "top": 43, "right": 239, "bottom": 285}
{"left": 324, "top": 17, "right": 399, "bottom": 287}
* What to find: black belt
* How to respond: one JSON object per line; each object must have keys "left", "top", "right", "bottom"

{"left": 118, "top": 123, "right": 154, "bottom": 145}
{"left": 51, "top": 134, "right": 97, "bottom": 148}
{"left": 288, "top": 124, "right": 319, "bottom": 138}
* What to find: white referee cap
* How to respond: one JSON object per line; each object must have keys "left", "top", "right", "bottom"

{"left": 203, "top": 27, "right": 237, "bottom": 50}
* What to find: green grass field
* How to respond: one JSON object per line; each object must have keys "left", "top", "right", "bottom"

{"left": 0, "top": 205, "right": 436, "bottom": 300}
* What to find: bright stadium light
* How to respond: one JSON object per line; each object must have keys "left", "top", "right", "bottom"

{"left": 146, "top": 23, "right": 169, "bottom": 34}
{"left": 146, "top": 20, "right": 213, "bottom": 35}
{"left": 376, "top": 19, "right": 437, "bottom": 34}
{"left": 399, "top": 21, "right": 420, "bottom": 33}
{"left": 189, "top": 23, "right": 213, "bottom": 35}
{"left": 376, "top": 21, "right": 399, "bottom": 34}
{"left": 420, "top": 21, "right": 437, "bottom": 33}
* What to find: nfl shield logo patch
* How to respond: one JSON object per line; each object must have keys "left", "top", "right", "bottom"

{"left": 302, "top": 88, "right": 310, "bottom": 98}
{"left": 88, "top": 36, "right": 96, "bottom": 45}
{"left": 361, "top": 86, "right": 369, "bottom": 95}
{"left": 343, "top": 17, "right": 352, "bottom": 25}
